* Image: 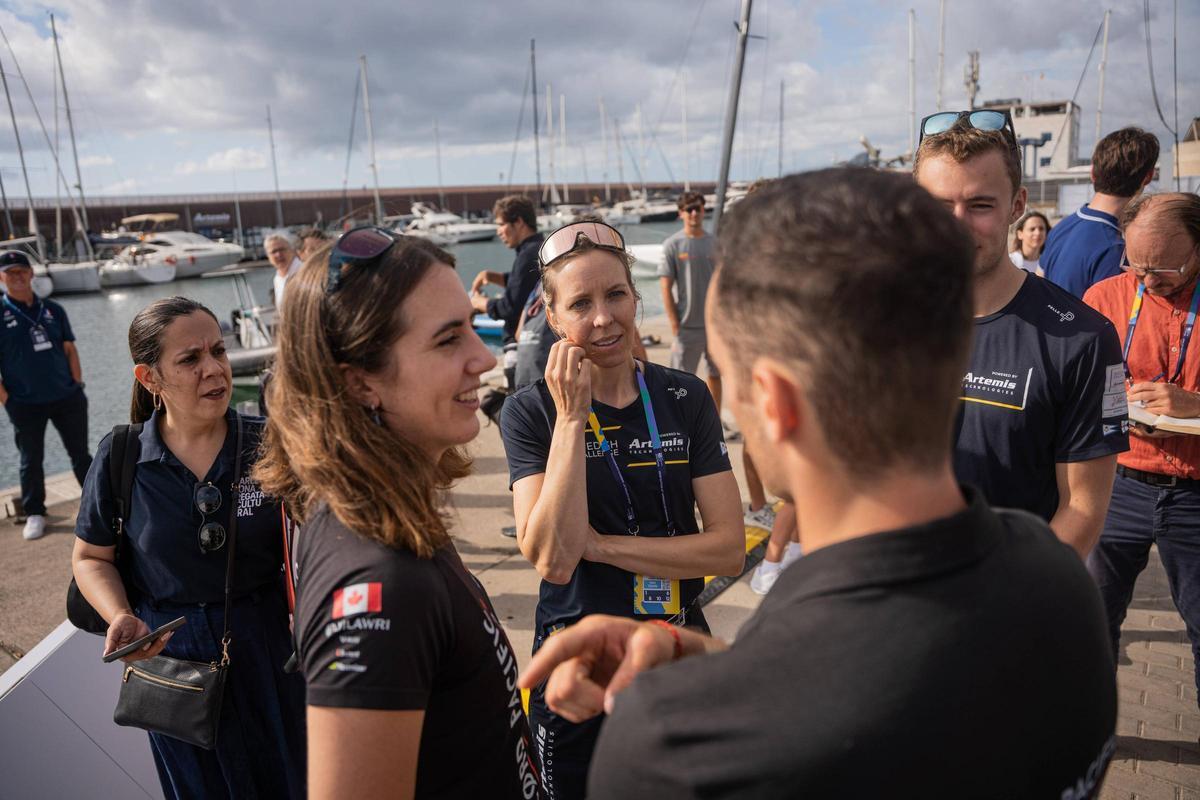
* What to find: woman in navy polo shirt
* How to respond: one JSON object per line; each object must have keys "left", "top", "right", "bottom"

{"left": 72, "top": 297, "right": 304, "bottom": 799}
{"left": 499, "top": 222, "right": 745, "bottom": 799}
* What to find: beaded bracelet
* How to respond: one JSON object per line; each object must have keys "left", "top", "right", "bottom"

{"left": 646, "top": 619, "right": 683, "bottom": 661}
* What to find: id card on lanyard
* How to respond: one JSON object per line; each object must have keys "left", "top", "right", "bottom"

{"left": 585, "top": 365, "right": 682, "bottom": 617}
{"left": 3, "top": 296, "right": 52, "bottom": 352}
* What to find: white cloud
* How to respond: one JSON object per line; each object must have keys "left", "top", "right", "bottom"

{"left": 78, "top": 154, "right": 114, "bottom": 167}
{"left": 175, "top": 148, "right": 267, "bottom": 175}
{"left": 97, "top": 178, "right": 138, "bottom": 194}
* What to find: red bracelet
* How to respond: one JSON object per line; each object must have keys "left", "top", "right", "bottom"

{"left": 646, "top": 619, "right": 683, "bottom": 661}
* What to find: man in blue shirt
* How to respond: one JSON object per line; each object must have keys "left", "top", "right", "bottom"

{"left": 1042, "top": 127, "right": 1159, "bottom": 297}
{"left": 0, "top": 251, "right": 91, "bottom": 540}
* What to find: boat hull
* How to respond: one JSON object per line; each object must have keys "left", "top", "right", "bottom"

{"left": 45, "top": 262, "right": 102, "bottom": 294}
{"left": 99, "top": 262, "right": 177, "bottom": 287}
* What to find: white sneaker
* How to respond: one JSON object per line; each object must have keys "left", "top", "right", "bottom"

{"left": 22, "top": 514, "right": 46, "bottom": 541}
{"left": 750, "top": 560, "right": 782, "bottom": 595}
{"left": 781, "top": 541, "right": 803, "bottom": 568}
{"left": 744, "top": 504, "right": 777, "bottom": 530}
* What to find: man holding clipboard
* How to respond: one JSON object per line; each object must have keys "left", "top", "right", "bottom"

{"left": 1083, "top": 192, "right": 1200, "bottom": 709}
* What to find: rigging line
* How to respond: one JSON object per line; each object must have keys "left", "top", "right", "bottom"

{"left": 648, "top": 0, "right": 710, "bottom": 142}
{"left": 1045, "top": 16, "right": 1104, "bottom": 165}
{"left": 56, "top": 36, "right": 127, "bottom": 190}
{"left": 505, "top": 57, "right": 532, "bottom": 190}
{"left": 1142, "top": 0, "right": 1176, "bottom": 136}
{"left": 341, "top": 65, "right": 361, "bottom": 217}
{"left": 750, "top": 5, "right": 771, "bottom": 179}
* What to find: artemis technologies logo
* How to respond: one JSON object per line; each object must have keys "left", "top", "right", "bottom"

{"left": 961, "top": 367, "right": 1034, "bottom": 411}
{"left": 1046, "top": 304, "right": 1076, "bottom": 323}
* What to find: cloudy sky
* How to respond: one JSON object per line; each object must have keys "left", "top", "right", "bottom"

{"left": 0, "top": 0, "right": 1195, "bottom": 200}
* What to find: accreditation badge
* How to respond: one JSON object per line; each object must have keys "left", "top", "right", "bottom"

{"left": 633, "top": 575, "right": 681, "bottom": 616}
{"left": 30, "top": 325, "right": 52, "bottom": 352}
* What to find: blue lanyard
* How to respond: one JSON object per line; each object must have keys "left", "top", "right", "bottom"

{"left": 585, "top": 365, "right": 676, "bottom": 536}
{"left": 1123, "top": 282, "right": 1200, "bottom": 385}
{"left": 2, "top": 295, "right": 45, "bottom": 327}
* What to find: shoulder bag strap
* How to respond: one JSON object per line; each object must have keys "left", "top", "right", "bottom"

{"left": 218, "top": 416, "right": 243, "bottom": 665}
{"left": 108, "top": 423, "right": 143, "bottom": 559}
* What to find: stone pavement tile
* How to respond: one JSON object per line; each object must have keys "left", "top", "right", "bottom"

{"left": 1100, "top": 765, "right": 1190, "bottom": 799}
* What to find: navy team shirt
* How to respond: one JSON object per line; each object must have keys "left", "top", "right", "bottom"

{"left": 0, "top": 295, "right": 80, "bottom": 405}
{"left": 1042, "top": 204, "right": 1125, "bottom": 298}
{"left": 954, "top": 273, "right": 1129, "bottom": 521}
{"left": 500, "top": 361, "right": 732, "bottom": 646}
{"left": 75, "top": 408, "right": 284, "bottom": 604}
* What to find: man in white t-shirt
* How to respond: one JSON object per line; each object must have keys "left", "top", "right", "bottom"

{"left": 266, "top": 234, "right": 302, "bottom": 310}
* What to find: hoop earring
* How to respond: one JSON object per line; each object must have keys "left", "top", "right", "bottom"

{"left": 369, "top": 404, "right": 383, "bottom": 427}
{"left": 152, "top": 392, "right": 163, "bottom": 411}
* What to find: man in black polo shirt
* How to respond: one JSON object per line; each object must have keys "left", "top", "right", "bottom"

{"left": 1, "top": 251, "right": 91, "bottom": 541}
{"left": 518, "top": 169, "right": 1117, "bottom": 797}
{"left": 914, "top": 112, "right": 1127, "bottom": 558}
{"left": 471, "top": 195, "right": 544, "bottom": 388}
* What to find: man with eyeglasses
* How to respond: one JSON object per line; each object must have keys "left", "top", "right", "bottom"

{"left": 913, "top": 110, "right": 1128, "bottom": 559}
{"left": 1081, "top": 192, "right": 1200, "bottom": 711}
{"left": 1042, "top": 127, "right": 1160, "bottom": 298}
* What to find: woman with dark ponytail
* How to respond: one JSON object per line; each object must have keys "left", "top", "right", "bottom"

{"left": 72, "top": 296, "right": 305, "bottom": 799}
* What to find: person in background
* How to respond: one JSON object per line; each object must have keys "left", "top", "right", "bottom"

{"left": 266, "top": 233, "right": 302, "bottom": 310}
{"left": 747, "top": 501, "right": 799, "bottom": 595}
{"left": 518, "top": 168, "right": 1118, "bottom": 799}
{"left": 1082, "top": 192, "right": 1200, "bottom": 713}
{"left": 296, "top": 228, "right": 330, "bottom": 262}
{"left": 914, "top": 109, "right": 1127, "bottom": 558}
{"left": 255, "top": 227, "right": 541, "bottom": 799}
{"left": 73, "top": 296, "right": 305, "bottom": 799}
{"left": 1042, "top": 127, "right": 1160, "bottom": 297}
{"left": 471, "top": 195, "right": 544, "bottom": 389}
{"left": 1009, "top": 210, "right": 1051, "bottom": 274}
{"left": 659, "top": 191, "right": 720, "bottom": 407}
{"left": 501, "top": 220, "right": 743, "bottom": 799}
{"left": 0, "top": 251, "right": 91, "bottom": 541}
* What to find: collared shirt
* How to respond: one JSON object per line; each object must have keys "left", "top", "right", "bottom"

{"left": 487, "top": 233, "right": 544, "bottom": 342}
{"left": 1085, "top": 272, "right": 1200, "bottom": 478}
{"left": 75, "top": 408, "right": 284, "bottom": 604}
{"left": 1042, "top": 204, "right": 1124, "bottom": 298}
{"left": 0, "top": 295, "right": 79, "bottom": 405}
{"left": 273, "top": 257, "right": 302, "bottom": 310}
{"left": 589, "top": 487, "right": 1117, "bottom": 798}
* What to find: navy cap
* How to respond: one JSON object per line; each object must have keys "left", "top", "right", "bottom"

{"left": 0, "top": 251, "right": 32, "bottom": 271}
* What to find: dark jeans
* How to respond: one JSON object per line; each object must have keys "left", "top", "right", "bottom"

{"left": 1087, "top": 472, "right": 1200, "bottom": 703}
{"left": 4, "top": 388, "right": 91, "bottom": 516}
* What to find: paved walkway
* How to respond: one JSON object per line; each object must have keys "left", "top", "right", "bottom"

{"left": 1, "top": 331, "right": 1196, "bottom": 796}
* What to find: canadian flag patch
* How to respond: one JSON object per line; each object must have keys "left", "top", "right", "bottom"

{"left": 331, "top": 582, "right": 382, "bottom": 619}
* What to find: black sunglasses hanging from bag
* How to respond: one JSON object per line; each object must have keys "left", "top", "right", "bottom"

{"left": 113, "top": 416, "right": 243, "bottom": 750}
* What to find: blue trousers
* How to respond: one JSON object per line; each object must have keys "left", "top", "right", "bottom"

{"left": 138, "top": 587, "right": 306, "bottom": 800}
{"left": 1087, "top": 472, "right": 1200, "bottom": 703}
{"left": 4, "top": 388, "right": 91, "bottom": 515}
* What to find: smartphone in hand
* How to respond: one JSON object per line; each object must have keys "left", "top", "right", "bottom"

{"left": 102, "top": 616, "right": 186, "bottom": 663}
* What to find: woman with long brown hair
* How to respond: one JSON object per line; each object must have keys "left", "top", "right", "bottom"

{"left": 73, "top": 296, "right": 305, "bottom": 798}
{"left": 254, "top": 228, "right": 541, "bottom": 799}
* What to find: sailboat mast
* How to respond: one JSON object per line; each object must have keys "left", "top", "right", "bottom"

{"left": 936, "top": 0, "right": 946, "bottom": 111}
{"left": 1095, "top": 9, "right": 1110, "bottom": 140}
{"left": 599, "top": 97, "right": 611, "bottom": 203}
{"left": 434, "top": 118, "right": 446, "bottom": 209}
{"left": 560, "top": 94, "right": 569, "bottom": 204}
{"left": 267, "top": 105, "right": 284, "bottom": 227}
{"left": 682, "top": 76, "right": 690, "bottom": 191}
{"left": 713, "top": 0, "right": 754, "bottom": 233}
{"left": 545, "top": 84, "right": 558, "bottom": 205}
{"left": 51, "top": 14, "right": 87, "bottom": 232}
{"left": 777, "top": 79, "right": 784, "bottom": 178}
{"left": 908, "top": 9, "right": 916, "bottom": 160}
{"left": 0, "top": 170, "right": 12, "bottom": 240}
{"left": 359, "top": 55, "right": 384, "bottom": 223}
{"left": 0, "top": 49, "right": 42, "bottom": 258}
{"left": 54, "top": 40, "right": 62, "bottom": 258}
{"left": 530, "top": 40, "right": 542, "bottom": 206}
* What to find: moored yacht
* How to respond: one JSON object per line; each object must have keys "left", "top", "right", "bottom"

{"left": 402, "top": 202, "right": 496, "bottom": 244}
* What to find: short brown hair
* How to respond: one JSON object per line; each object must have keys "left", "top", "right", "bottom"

{"left": 1121, "top": 192, "right": 1200, "bottom": 247}
{"left": 493, "top": 195, "right": 537, "bottom": 230}
{"left": 254, "top": 236, "right": 469, "bottom": 558}
{"left": 1092, "top": 127, "right": 1160, "bottom": 197}
{"left": 714, "top": 168, "right": 975, "bottom": 478}
{"left": 914, "top": 123, "right": 1023, "bottom": 195}
{"left": 677, "top": 191, "right": 705, "bottom": 210}
{"left": 296, "top": 227, "right": 330, "bottom": 243}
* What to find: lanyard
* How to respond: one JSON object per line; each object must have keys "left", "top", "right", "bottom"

{"left": 2, "top": 295, "right": 45, "bottom": 327}
{"left": 585, "top": 366, "right": 676, "bottom": 536}
{"left": 1123, "top": 282, "right": 1200, "bottom": 384}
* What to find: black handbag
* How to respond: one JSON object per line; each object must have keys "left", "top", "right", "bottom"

{"left": 112, "top": 417, "right": 243, "bottom": 750}
{"left": 67, "top": 423, "right": 143, "bottom": 634}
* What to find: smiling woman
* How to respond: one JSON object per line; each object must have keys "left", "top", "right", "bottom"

{"left": 253, "top": 230, "right": 542, "bottom": 799}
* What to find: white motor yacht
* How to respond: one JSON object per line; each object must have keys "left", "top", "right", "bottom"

{"left": 98, "top": 251, "right": 176, "bottom": 288}
{"left": 45, "top": 261, "right": 102, "bottom": 294}
{"left": 126, "top": 231, "right": 244, "bottom": 279}
{"left": 403, "top": 202, "right": 496, "bottom": 244}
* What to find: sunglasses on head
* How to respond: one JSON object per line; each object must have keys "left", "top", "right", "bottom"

{"left": 195, "top": 482, "right": 226, "bottom": 554}
{"left": 538, "top": 221, "right": 627, "bottom": 267}
{"left": 919, "top": 109, "right": 1017, "bottom": 149}
{"left": 325, "top": 225, "right": 399, "bottom": 295}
